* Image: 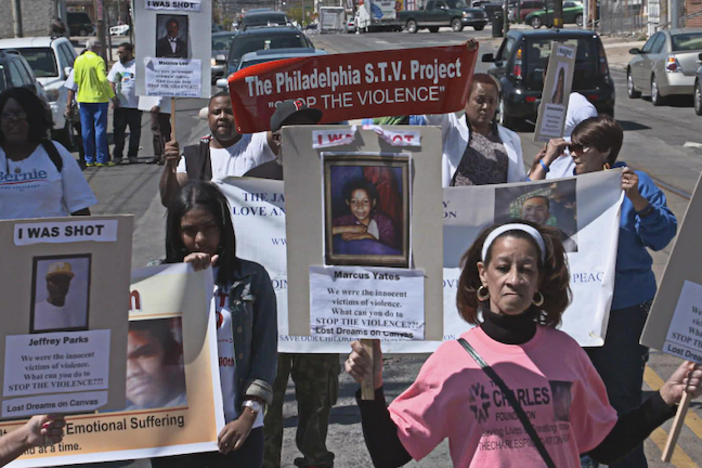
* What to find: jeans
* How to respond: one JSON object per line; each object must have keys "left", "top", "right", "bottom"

{"left": 583, "top": 301, "right": 651, "bottom": 468}
{"left": 79, "top": 102, "right": 109, "bottom": 164}
{"left": 113, "top": 107, "right": 143, "bottom": 161}
{"left": 150, "top": 426, "right": 264, "bottom": 468}
{"left": 150, "top": 111, "right": 172, "bottom": 160}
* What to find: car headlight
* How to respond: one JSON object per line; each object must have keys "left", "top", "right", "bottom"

{"left": 45, "top": 89, "right": 60, "bottom": 102}
{"left": 211, "top": 58, "right": 217, "bottom": 66}
{"left": 463, "top": 11, "right": 472, "bottom": 17}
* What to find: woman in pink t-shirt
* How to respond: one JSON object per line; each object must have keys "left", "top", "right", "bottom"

{"left": 346, "top": 220, "right": 702, "bottom": 468}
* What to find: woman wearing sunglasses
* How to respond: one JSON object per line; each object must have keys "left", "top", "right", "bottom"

{"left": 529, "top": 115, "right": 677, "bottom": 468}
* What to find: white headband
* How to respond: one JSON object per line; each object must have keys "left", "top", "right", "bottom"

{"left": 481, "top": 224, "right": 546, "bottom": 264}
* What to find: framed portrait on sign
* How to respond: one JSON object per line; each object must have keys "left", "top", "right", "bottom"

{"left": 323, "top": 153, "right": 411, "bottom": 268}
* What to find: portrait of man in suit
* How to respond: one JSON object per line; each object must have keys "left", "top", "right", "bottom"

{"left": 156, "top": 15, "right": 188, "bottom": 59}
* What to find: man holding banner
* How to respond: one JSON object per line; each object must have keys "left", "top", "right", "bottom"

{"left": 159, "top": 92, "right": 276, "bottom": 207}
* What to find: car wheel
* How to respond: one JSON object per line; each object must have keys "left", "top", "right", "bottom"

{"left": 530, "top": 16, "right": 542, "bottom": 28}
{"left": 451, "top": 18, "right": 464, "bottom": 32}
{"left": 575, "top": 14, "right": 583, "bottom": 26}
{"left": 651, "top": 75, "right": 665, "bottom": 106}
{"left": 406, "top": 19, "right": 418, "bottom": 33}
{"left": 429, "top": 26, "right": 440, "bottom": 32}
{"left": 627, "top": 69, "right": 641, "bottom": 98}
{"left": 695, "top": 80, "right": 702, "bottom": 116}
{"left": 474, "top": 24, "right": 485, "bottom": 30}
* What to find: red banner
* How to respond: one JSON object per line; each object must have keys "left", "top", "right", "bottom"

{"left": 227, "top": 42, "right": 479, "bottom": 133}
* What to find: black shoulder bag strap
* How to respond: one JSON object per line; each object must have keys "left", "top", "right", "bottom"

{"left": 457, "top": 338, "right": 557, "bottom": 468}
{"left": 41, "top": 140, "right": 63, "bottom": 173}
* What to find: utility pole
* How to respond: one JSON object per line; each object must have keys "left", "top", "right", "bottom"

{"left": 671, "top": 0, "right": 679, "bottom": 28}
{"left": 503, "top": 0, "right": 509, "bottom": 33}
{"left": 553, "top": 0, "right": 563, "bottom": 28}
{"left": 11, "top": 0, "right": 23, "bottom": 38}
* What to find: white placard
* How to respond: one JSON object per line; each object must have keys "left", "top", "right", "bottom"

{"left": 663, "top": 280, "right": 702, "bottom": 363}
{"left": 145, "top": 0, "right": 201, "bottom": 11}
{"left": 312, "top": 127, "right": 358, "bottom": 149}
{"left": 4, "top": 330, "right": 110, "bottom": 397}
{"left": 14, "top": 220, "right": 118, "bottom": 246}
{"left": 362, "top": 125, "right": 421, "bottom": 146}
{"left": 536, "top": 104, "right": 567, "bottom": 140}
{"left": 2, "top": 390, "right": 108, "bottom": 418}
{"left": 144, "top": 58, "right": 202, "bottom": 98}
{"left": 309, "top": 266, "right": 425, "bottom": 340}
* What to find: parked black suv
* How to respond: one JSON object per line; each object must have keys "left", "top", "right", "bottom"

{"left": 67, "top": 12, "right": 95, "bottom": 37}
{"left": 483, "top": 29, "right": 615, "bottom": 129}
{"left": 227, "top": 26, "right": 313, "bottom": 74}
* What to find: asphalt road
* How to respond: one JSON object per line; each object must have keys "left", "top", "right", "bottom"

{"left": 77, "top": 28, "right": 702, "bottom": 468}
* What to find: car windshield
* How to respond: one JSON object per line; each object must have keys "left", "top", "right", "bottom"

{"left": 212, "top": 34, "right": 235, "bottom": 51}
{"left": 231, "top": 33, "right": 308, "bottom": 62}
{"left": 245, "top": 14, "right": 288, "bottom": 26}
{"left": 446, "top": 0, "right": 470, "bottom": 7}
{"left": 524, "top": 38, "right": 597, "bottom": 90}
{"left": 15, "top": 48, "right": 58, "bottom": 78}
{"left": 671, "top": 33, "right": 702, "bottom": 51}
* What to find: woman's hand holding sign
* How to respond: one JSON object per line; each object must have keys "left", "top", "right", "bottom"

{"left": 661, "top": 361, "right": 702, "bottom": 405}
{"left": 346, "top": 340, "right": 384, "bottom": 391}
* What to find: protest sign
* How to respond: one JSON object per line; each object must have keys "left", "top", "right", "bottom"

{"left": 0, "top": 216, "right": 133, "bottom": 419}
{"left": 222, "top": 166, "right": 623, "bottom": 352}
{"left": 227, "top": 43, "right": 478, "bottom": 133}
{"left": 533, "top": 43, "right": 577, "bottom": 142}
{"left": 641, "top": 173, "right": 702, "bottom": 362}
{"left": 5, "top": 263, "right": 224, "bottom": 467}
{"left": 135, "top": 0, "right": 210, "bottom": 98}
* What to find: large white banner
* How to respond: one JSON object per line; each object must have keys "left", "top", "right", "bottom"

{"left": 220, "top": 170, "right": 623, "bottom": 352}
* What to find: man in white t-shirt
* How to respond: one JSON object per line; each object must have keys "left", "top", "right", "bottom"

{"left": 159, "top": 91, "right": 276, "bottom": 207}
{"left": 107, "top": 42, "right": 142, "bottom": 165}
{"left": 33, "top": 262, "right": 86, "bottom": 332}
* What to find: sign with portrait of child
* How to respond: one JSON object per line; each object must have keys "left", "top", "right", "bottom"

{"left": 283, "top": 126, "right": 444, "bottom": 343}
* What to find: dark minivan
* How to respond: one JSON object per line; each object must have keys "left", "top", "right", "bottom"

{"left": 67, "top": 12, "right": 94, "bottom": 36}
{"left": 482, "top": 29, "right": 615, "bottom": 129}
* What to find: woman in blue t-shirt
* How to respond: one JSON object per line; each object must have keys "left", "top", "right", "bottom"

{"left": 531, "top": 115, "right": 677, "bottom": 468}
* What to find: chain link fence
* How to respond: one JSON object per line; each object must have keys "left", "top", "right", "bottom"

{"left": 597, "top": 0, "right": 647, "bottom": 36}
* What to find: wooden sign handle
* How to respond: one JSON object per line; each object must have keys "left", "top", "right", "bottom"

{"left": 361, "top": 339, "right": 376, "bottom": 400}
{"left": 170, "top": 97, "right": 177, "bottom": 141}
{"left": 662, "top": 390, "right": 692, "bottom": 462}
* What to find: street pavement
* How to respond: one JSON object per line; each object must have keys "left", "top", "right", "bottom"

{"left": 74, "top": 27, "right": 702, "bottom": 467}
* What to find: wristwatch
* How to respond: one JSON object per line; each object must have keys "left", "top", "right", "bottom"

{"left": 243, "top": 400, "right": 263, "bottom": 414}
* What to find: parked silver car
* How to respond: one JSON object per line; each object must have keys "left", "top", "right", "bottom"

{"left": 627, "top": 29, "right": 702, "bottom": 106}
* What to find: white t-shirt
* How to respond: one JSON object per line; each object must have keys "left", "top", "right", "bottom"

{"left": 64, "top": 69, "right": 78, "bottom": 92}
{"left": 33, "top": 301, "right": 83, "bottom": 331}
{"left": 176, "top": 133, "right": 275, "bottom": 181}
{"left": 214, "top": 273, "right": 264, "bottom": 428}
{"left": 107, "top": 60, "right": 138, "bottom": 108}
{"left": 546, "top": 92, "right": 598, "bottom": 180}
{"left": 0, "top": 142, "right": 98, "bottom": 220}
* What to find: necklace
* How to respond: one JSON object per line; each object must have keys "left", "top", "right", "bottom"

{"left": 5, "top": 157, "right": 24, "bottom": 174}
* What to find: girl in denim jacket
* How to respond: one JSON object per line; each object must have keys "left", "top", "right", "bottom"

{"left": 152, "top": 180, "right": 277, "bottom": 468}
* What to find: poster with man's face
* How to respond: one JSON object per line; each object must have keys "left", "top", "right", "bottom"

{"left": 30, "top": 255, "right": 91, "bottom": 333}
{"left": 155, "top": 14, "right": 189, "bottom": 59}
